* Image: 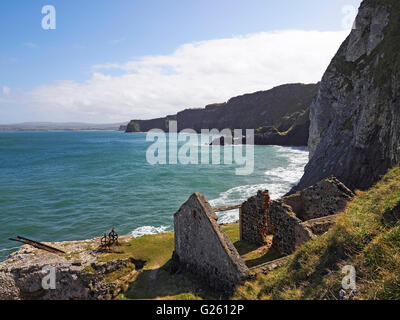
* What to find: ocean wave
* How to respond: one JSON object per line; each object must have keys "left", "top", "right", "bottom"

{"left": 264, "top": 146, "right": 309, "bottom": 193}
{"left": 0, "top": 246, "right": 20, "bottom": 253}
{"left": 131, "top": 225, "right": 171, "bottom": 238}
{"left": 216, "top": 208, "right": 240, "bottom": 225}
{"left": 209, "top": 183, "right": 271, "bottom": 208}
{"left": 209, "top": 146, "right": 309, "bottom": 216}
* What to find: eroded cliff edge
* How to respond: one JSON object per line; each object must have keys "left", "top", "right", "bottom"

{"left": 294, "top": 0, "right": 400, "bottom": 192}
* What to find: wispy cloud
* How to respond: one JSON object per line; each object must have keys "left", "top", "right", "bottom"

{"left": 2, "top": 86, "right": 11, "bottom": 96}
{"left": 109, "top": 38, "right": 126, "bottom": 45}
{"left": 5, "top": 30, "right": 350, "bottom": 123}
{"left": 0, "top": 56, "right": 18, "bottom": 65}
{"left": 22, "top": 42, "right": 39, "bottom": 49}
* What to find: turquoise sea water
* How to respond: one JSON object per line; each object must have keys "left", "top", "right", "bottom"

{"left": 0, "top": 131, "right": 308, "bottom": 261}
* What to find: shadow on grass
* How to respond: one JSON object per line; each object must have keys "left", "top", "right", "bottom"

{"left": 244, "top": 248, "right": 282, "bottom": 268}
{"left": 233, "top": 240, "right": 261, "bottom": 256}
{"left": 123, "top": 260, "right": 227, "bottom": 300}
{"left": 234, "top": 237, "right": 281, "bottom": 268}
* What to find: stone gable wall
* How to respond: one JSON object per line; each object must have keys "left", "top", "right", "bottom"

{"left": 268, "top": 200, "right": 313, "bottom": 255}
{"left": 173, "top": 193, "right": 248, "bottom": 293}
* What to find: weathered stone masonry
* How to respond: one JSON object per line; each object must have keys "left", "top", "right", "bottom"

{"left": 240, "top": 190, "right": 271, "bottom": 245}
{"left": 267, "top": 200, "right": 314, "bottom": 255}
{"left": 173, "top": 193, "right": 248, "bottom": 293}
{"left": 239, "top": 177, "right": 354, "bottom": 255}
{"left": 282, "top": 176, "right": 354, "bottom": 221}
{"left": 173, "top": 177, "right": 354, "bottom": 291}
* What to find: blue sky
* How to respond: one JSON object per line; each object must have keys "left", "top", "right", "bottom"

{"left": 0, "top": 0, "right": 362, "bottom": 123}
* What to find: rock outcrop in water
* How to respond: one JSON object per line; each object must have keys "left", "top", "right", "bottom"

{"left": 294, "top": 0, "right": 400, "bottom": 192}
{"left": 126, "top": 83, "right": 318, "bottom": 146}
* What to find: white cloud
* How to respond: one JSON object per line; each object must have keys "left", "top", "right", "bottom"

{"left": 2, "top": 86, "right": 10, "bottom": 96}
{"left": 8, "top": 30, "right": 350, "bottom": 123}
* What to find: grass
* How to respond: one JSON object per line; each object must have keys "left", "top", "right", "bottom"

{"left": 100, "top": 222, "right": 281, "bottom": 300}
{"left": 99, "top": 232, "right": 175, "bottom": 269}
{"left": 100, "top": 223, "right": 249, "bottom": 300}
{"left": 82, "top": 265, "right": 96, "bottom": 274}
{"left": 233, "top": 166, "right": 400, "bottom": 300}
{"left": 103, "top": 262, "right": 136, "bottom": 284}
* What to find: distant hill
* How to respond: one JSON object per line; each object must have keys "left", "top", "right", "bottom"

{"left": 0, "top": 122, "right": 129, "bottom": 132}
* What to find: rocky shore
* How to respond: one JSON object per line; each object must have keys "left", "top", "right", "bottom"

{"left": 0, "top": 236, "right": 138, "bottom": 300}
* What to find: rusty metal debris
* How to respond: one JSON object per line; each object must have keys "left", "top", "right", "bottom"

{"left": 9, "top": 236, "right": 65, "bottom": 254}
{"left": 100, "top": 228, "right": 119, "bottom": 249}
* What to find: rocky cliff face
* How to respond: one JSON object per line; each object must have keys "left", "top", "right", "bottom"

{"left": 175, "top": 83, "right": 318, "bottom": 132}
{"left": 126, "top": 83, "right": 318, "bottom": 146}
{"left": 126, "top": 115, "right": 177, "bottom": 132}
{"left": 294, "top": 0, "right": 400, "bottom": 192}
{"left": 253, "top": 108, "right": 311, "bottom": 146}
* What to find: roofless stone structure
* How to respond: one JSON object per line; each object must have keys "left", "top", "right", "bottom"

{"left": 173, "top": 193, "right": 248, "bottom": 293}
{"left": 240, "top": 177, "right": 354, "bottom": 255}
{"left": 173, "top": 177, "right": 354, "bottom": 291}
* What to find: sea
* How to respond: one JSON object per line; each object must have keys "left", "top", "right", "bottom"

{"left": 0, "top": 131, "right": 308, "bottom": 261}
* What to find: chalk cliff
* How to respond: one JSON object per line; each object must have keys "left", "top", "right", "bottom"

{"left": 294, "top": 0, "right": 400, "bottom": 192}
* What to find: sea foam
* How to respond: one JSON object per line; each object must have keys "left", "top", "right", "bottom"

{"left": 210, "top": 146, "right": 309, "bottom": 224}
{"left": 131, "top": 225, "right": 171, "bottom": 238}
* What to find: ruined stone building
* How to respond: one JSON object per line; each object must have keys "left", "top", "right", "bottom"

{"left": 173, "top": 177, "right": 354, "bottom": 292}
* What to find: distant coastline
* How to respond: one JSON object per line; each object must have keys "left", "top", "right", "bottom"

{"left": 0, "top": 122, "right": 128, "bottom": 132}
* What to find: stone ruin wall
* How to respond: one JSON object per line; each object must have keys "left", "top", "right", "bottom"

{"left": 173, "top": 193, "right": 248, "bottom": 293}
{"left": 240, "top": 190, "right": 271, "bottom": 245}
{"left": 301, "top": 215, "right": 339, "bottom": 236}
{"left": 239, "top": 177, "right": 355, "bottom": 256}
{"left": 267, "top": 200, "right": 314, "bottom": 255}
{"left": 282, "top": 177, "right": 354, "bottom": 221}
